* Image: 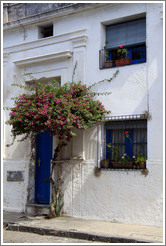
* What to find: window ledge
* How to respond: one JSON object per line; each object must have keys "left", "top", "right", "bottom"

{"left": 101, "top": 168, "right": 147, "bottom": 171}
{"left": 100, "top": 61, "right": 146, "bottom": 70}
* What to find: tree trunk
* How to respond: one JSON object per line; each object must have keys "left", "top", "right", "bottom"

{"left": 56, "top": 139, "right": 63, "bottom": 193}
{"left": 49, "top": 139, "right": 63, "bottom": 217}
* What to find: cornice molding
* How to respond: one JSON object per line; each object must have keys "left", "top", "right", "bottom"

{"left": 13, "top": 50, "right": 72, "bottom": 66}
{"left": 72, "top": 36, "right": 87, "bottom": 48}
{"left": 3, "top": 3, "right": 109, "bottom": 30}
{"left": 4, "top": 29, "right": 87, "bottom": 54}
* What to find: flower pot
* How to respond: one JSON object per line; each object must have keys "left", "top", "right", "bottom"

{"left": 115, "top": 59, "right": 125, "bottom": 66}
{"left": 101, "top": 159, "right": 109, "bottom": 168}
{"left": 115, "top": 60, "right": 120, "bottom": 66}
{"left": 112, "top": 161, "right": 133, "bottom": 169}
{"left": 115, "top": 58, "right": 131, "bottom": 67}
{"left": 137, "top": 162, "right": 146, "bottom": 169}
{"left": 124, "top": 58, "right": 131, "bottom": 65}
{"left": 119, "top": 59, "right": 125, "bottom": 66}
{"left": 105, "top": 60, "right": 113, "bottom": 68}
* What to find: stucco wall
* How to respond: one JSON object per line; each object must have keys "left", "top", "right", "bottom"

{"left": 3, "top": 3, "right": 163, "bottom": 226}
{"left": 61, "top": 160, "right": 163, "bottom": 226}
{"left": 3, "top": 159, "right": 30, "bottom": 212}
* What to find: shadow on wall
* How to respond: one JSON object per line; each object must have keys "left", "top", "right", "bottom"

{"left": 61, "top": 58, "right": 163, "bottom": 226}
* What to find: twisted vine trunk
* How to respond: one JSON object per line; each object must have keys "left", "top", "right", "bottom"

{"left": 56, "top": 139, "right": 63, "bottom": 193}
{"left": 49, "top": 139, "right": 63, "bottom": 217}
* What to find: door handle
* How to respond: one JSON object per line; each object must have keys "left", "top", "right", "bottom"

{"left": 38, "top": 158, "right": 41, "bottom": 167}
{"left": 43, "top": 178, "right": 49, "bottom": 182}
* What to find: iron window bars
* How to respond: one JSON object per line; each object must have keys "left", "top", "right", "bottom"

{"left": 104, "top": 118, "right": 147, "bottom": 169}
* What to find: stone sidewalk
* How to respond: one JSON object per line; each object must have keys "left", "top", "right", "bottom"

{"left": 3, "top": 211, "right": 163, "bottom": 244}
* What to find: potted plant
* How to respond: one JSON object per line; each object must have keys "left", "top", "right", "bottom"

{"left": 100, "top": 159, "right": 109, "bottom": 168}
{"left": 134, "top": 153, "right": 146, "bottom": 169}
{"left": 107, "top": 143, "right": 133, "bottom": 169}
{"left": 115, "top": 46, "right": 131, "bottom": 66}
{"left": 107, "top": 143, "right": 122, "bottom": 168}
{"left": 104, "top": 41, "right": 113, "bottom": 68}
{"left": 120, "top": 153, "right": 133, "bottom": 168}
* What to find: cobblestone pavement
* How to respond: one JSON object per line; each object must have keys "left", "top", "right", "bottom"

{"left": 3, "top": 229, "right": 101, "bottom": 244}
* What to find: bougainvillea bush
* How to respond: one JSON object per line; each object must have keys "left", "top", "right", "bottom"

{"left": 6, "top": 81, "right": 110, "bottom": 144}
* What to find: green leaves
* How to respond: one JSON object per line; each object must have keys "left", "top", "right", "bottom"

{"left": 70, "top": 131, "right": 77, "bottom": 137}
{"left": 6, "top": 74, "right": 119, "bottom": 145}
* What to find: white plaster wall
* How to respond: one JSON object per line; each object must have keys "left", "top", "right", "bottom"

{"left": 146, "top": 3, "right": 163, "bottom": 160}
{"left": 62, "top": 160, "right": 163, "bottom": 226}
{"left": 3, "top": 159, "right": 30, "bottom": 212}
{"left": 3, "top": 3, "right": 163, "bottom": 226}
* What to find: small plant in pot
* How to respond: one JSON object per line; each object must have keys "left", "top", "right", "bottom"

{"left": 115, "top": 46, "right": 131, "bottom": 66}
{"left": 121, "top": 153, "right": 133, "bottom": 168}
{"left": 104, "top": 41, "right": 113, "bottom": 68}
{"left": 107, "top": 143, "right": 121, "bottom": 168}
{"left": 107, "top": 142, "right": 133, "bottom": 169}
{"left": 134, "top": 153, "right": 146, "bottom": 169}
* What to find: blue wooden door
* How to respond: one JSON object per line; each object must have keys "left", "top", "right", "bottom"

{"left": 35, "top": 131, "right": 53, "bottom": 204}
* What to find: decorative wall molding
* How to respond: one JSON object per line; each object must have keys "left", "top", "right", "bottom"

{"left": 72, "top": 36, "right": 87, "bottom": 48}
{"left": 4, "top": 29, "right": 87, "bottom": 54}
{"left": 13, "top": 50, "right": 72, "bottom": 66}
{"left": 3, "top": 53, "right": 8, "bottom": 64}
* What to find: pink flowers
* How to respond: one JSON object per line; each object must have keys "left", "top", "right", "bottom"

{"left": 7, "top": 80, "right": 108, "bottom": 142}
{"left": 46, "top": 120, "right": 51, "bottom": 125}
{"left": 43, "top": 104, "right": 48, "bottom": 109}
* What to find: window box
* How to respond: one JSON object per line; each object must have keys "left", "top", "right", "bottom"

{"left": 111, "top": 161, "right": 133, "bottom": 169}
{"left": 115, "top": 58, "right": 131, "bottom": 67}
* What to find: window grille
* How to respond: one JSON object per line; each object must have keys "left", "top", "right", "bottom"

{"left": 105, "top": 119, "right": 147, "bottom": 168}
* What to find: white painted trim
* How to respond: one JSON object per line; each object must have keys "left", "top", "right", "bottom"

{"left": 13, "top": 50, "right": 73, "bottom": 66}
{"left": 4, "top": 29, "right": 87, "bottom": 54}
{"left": 160, "top": 10, "right": 163, "bottom": 20}
{"left": 147, "top": 159, "right": 163, "bottom": 165}
{"left": 97, "top": 124, "right": 105, "bottom": 168}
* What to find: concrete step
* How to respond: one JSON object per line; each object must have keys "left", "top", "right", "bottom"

{"left": 26, "top": 204, "right": 50, "bottom": 216}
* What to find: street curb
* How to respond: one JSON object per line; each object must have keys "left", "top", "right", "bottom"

{"left": 4, "top": 223, "right": 156, "bottom": 243}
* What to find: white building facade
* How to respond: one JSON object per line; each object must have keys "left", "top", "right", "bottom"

{"left": 3, "top": 2, "right": 164, "bottom": 227}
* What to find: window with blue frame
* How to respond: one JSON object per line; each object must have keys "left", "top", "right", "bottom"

{"left": 100, "top": 17, "right": 146, "bottom": 68}
{"left": 105, "top": 119, "right": 147, "bottom": 168}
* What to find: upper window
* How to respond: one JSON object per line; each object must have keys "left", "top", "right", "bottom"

{"left": 99, "top": 18, "right": 146, "bottom": 69}
{"left": 38, "top": 24, "right": 53, "bottom": 39}
{"left": 101, "top": 119, "right": 147, "bottom": 169}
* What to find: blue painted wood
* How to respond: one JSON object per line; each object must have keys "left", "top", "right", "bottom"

{"left": 106, "top": 129, "right": 111, "bottom": 161}
{"left": 35, "top": 131, "right": 53, "bottom": 204}
{"left": 125, "top": 130, "right": 133, "bottom": 158}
